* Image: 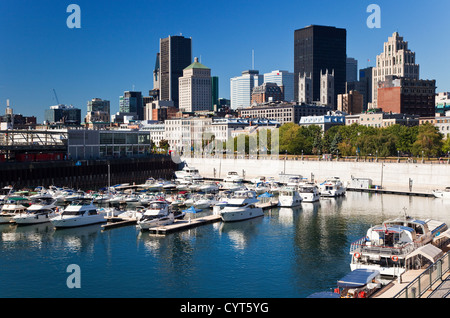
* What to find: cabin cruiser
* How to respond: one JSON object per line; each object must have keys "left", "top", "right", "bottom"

{"left": 319, "top": 177, "right": 346, "bottom": 197}
{"left": 13, "top": 197, "right": 57, "bottom": 225}
{"left": 137, "top": 200, "right": 174, "bottom": 230}
{"left": 219, "top": 190, "right": 263, "bottom": 222}
{"left": 50, "top": 199, "right": 106, "bottom": 228}
{"left": 223, "top": 171, "right": 244, "bottom": 184}
{"left": 432, "top": 187, "right": 450, "bottom": 199}
{"left": 278, "top": 187, "right": 302, "bottom": 207}
{"left": 0, "top": 198, "right": 28, "bottom": 224}
{"left": 175, "top": 166, "right": 203, "bottom": 181}
{"left": 298, "top": 183, "right": 320, "bottom": 203}
{"left": 349, "top": 214, "right": 448, "bottom": 277}
{"left": 193, "top": 194, "right": 217, "bottom": 209}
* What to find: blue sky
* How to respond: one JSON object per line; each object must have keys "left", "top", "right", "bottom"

{"left": 1, "top": 0, "right": 449, "bottom": 122}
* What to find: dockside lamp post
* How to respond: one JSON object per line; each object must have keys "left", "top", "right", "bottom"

{"left": 397, "top": 150, "right": 400, "bottom": 163}
{"left": 422, "top": 150, "right": 424, "bottom": 163}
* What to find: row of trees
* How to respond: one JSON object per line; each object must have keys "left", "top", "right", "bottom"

{"left": 279, "top": 122, "right": 450, "bottom": 158}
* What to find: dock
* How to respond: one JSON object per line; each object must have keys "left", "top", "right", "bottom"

{"left": 148, "top": 214, "right": 222, "bottom": 234}
{"left": 347, "top": 187, "right": 434, "bottom": 197}
{"left": 102, "top": 217, "right": 138, "bottom": 230}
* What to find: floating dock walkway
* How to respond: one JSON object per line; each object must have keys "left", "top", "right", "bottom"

{"left": 101, "top": 200, "right": 279, "bottom": 234}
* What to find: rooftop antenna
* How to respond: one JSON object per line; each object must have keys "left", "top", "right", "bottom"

{"left": 252, "top": 49, "right": 255, "bottom": 70}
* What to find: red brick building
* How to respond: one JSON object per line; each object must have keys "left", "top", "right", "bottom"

{"left": 377, "top": 76, "right": 436, "bottom": 117}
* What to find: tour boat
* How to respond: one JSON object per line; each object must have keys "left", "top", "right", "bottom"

{"left": 319, "top": 177, "right": 346, "bottom": 197}
{"left": 298, "top": 182, "right": 321, "bottom": 203}
{"left": 278, "top": 187, "right": 303, "bottom": 207}
{"left": 219, "top": 190, "right": 263, "bottom": 222}
{"left": 50, "top": 199, "right": 106, "bottom": 228}
{"left": 349, "top": 214, "right": 448, "bottom": 277}
{"left": 13, "top": 196, "right": 57, "bottom": 225}
{"left": 137, "top": 200, "right": 174, "bottom": 230}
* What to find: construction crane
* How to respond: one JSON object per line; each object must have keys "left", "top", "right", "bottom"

{"left": 52, "top": 89, "right": 60, "bottom": 105}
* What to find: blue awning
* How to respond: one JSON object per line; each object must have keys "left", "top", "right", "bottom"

{"left": 183, "top": 206, "right": 202, "bottom": 214}
{"left": 337, "top": 269, "right": 380, "bottom": 288}
{"left": 258, "top": 192, "right": 273, "bottom": 198}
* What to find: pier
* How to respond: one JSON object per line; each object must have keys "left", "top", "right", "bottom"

{"left": 102, "top": 200, "right": 279, "bottom": 234}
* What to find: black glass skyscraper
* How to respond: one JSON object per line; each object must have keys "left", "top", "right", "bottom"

{"left": 159, "top": 35, "right": 192, "bottom": 108}
{"left": 294, "top": 25, "right": 346, "bottom": 107}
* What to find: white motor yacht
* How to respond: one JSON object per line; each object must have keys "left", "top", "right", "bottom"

{"left": 194, "top": 194, "right": 217, "bottom": 209}
{"left": 13, "top": 197, "right": 57, "bottom": 225}
{"left": 432, "top": 187, "right": 450, "bottom": 199}
{"left": 223, "top": 171, "right": 244, "bottom": 184}
{"left": 278, "top": 187, "right": 302, "bottom": 207}
{"left": 50, "top": 199, "right": 106, "bottom": 228}
{"left": 0, "top": 199, "right": 28, "bottom": 224}
{"left": 349, "top": 214, "right": 448, "bottom": 277}
{"left": 137, "top": 200, "right": 174, "bottom": 230}
{"left": 219, "top": 190, "right": 263, "bottom": 222}
{"left": 298, "top": 183, "right": 320, "bottom": 203}
{"left": 175, "top": 166, "right": 203, "bottom": 181}
{"left": 319, "top": 177, "right": 346, "bottom": 197}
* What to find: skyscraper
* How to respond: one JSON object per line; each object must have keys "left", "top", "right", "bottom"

{"left": 230, "top": 70, "right": 263, "bottom": 109}
{"left": 157, "top": 35, "right": 192, "bottom": 108}
{"left": 263, "top": 70, "right": 295, "bottom": 102}
{"left": 372, "top": 32, "right": 419, "bottom": 108}
{"left": 294, "top": 25, "right": 347, "bottom": 108}
{"left": 119, "top": 91, "right": 143, "bottom": 120}
{"left": 179, "top": 57, "right": 212, "bottom": 113}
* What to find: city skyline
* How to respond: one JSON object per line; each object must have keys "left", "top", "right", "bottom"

{"left": 1, "top": 0, "right": 449, "bottom": 122}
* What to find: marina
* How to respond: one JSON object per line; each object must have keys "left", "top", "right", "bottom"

{"left": 1, "top": 167, "right": 450, "bottom": 298}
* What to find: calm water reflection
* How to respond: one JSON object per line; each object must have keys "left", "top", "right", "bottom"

{"left": 1, "top": 192, "right": 450, "bottom": 298}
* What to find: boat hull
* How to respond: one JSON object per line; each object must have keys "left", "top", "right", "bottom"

{"left": 138, "top": 216, "right": 174, "bottom": 230}
{"left": 300, "top": 193, "right": 320, "bottom": 203}
{"left": 14, "top": 213, "right": 56, "bottom": 225}
{"left": 220, "top": 208, "right": 264, "bottom": 222}
{"left": 278, "top": 197, "right": 302, "bottom": 207}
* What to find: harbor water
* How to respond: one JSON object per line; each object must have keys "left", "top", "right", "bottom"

{"left": 1, "top": 191, "right": 450, "bottom": 298}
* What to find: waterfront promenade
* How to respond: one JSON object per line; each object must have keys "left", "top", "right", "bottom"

{"left": 182, "top": 155, "right": 450, "bottom": 194}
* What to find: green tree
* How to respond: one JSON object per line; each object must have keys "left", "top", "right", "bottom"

{"left": 411, "top": 123, "right": 443, "bottom": 158}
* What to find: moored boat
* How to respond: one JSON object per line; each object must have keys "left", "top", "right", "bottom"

{"left": 349, "top": 214, "right": 449, "bottom": 277}
{"left": 219, "top": 190, "right": 263, "bottom": 222}
{"left": 50, "top": 199, "right": 106, "bottom": 228}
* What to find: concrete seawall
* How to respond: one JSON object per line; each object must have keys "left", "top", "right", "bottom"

{"left": 183, "top": 156, "right": 450, "bottom": 193}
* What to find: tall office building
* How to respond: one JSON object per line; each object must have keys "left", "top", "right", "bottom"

{"left": 346, "top": 57, "right": 358, "bottom": 82}
{"left": 179, "top": 57, "right": 212, "bottom": 113}
{"left": 157, "top": 35, "right": 192, "bottom": 108}
{"left": 263, "top": 70, "right": 295, "bottom": 102}
{"left": 230, "top": 70, "right": 263, "bottom": 109}
{"left": 372, "top": 32, "right": 419, "bottom": 108}
{"left": 294, "top": 25, "right": 347, "bottom": 108}
{"left": 119, "top": 91, "right": 143, "bottom": 120}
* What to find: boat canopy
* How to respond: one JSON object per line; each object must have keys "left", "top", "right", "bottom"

{"left": 405, "top": 244, "right": 444, "bottom": 264}
{"left": 337, "top": 269, "right": 380, "bottom": 288}
{"left": 433, "top": 229, "right": 450, "bottom": 246}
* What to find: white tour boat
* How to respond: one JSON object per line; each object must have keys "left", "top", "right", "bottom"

{"left": 298, "top": 183, "right": 320, "bottom": 203}
{"left": 13, "top": 197, "right": 57, "bottom": 225}
{"left": 137, "top": 200, "right": 174, "bottom": 230}
{"left": 219, "top": 190, "right": 263, "bottom": 222}
{"left": 50, "top": 199, "right": 106, "bottom": 228}
{"left": 349, "top": 214, "right": 448, "bottom": 277}
{"left": 319, "top": 177, "right": 346, "bottom": 197}
{"left": 278, "top": 187, "right": 303, "bottom": 207}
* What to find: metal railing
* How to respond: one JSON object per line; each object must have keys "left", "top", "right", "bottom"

{"left": 394, "top": 252, "right": 450, "bottom": 298}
